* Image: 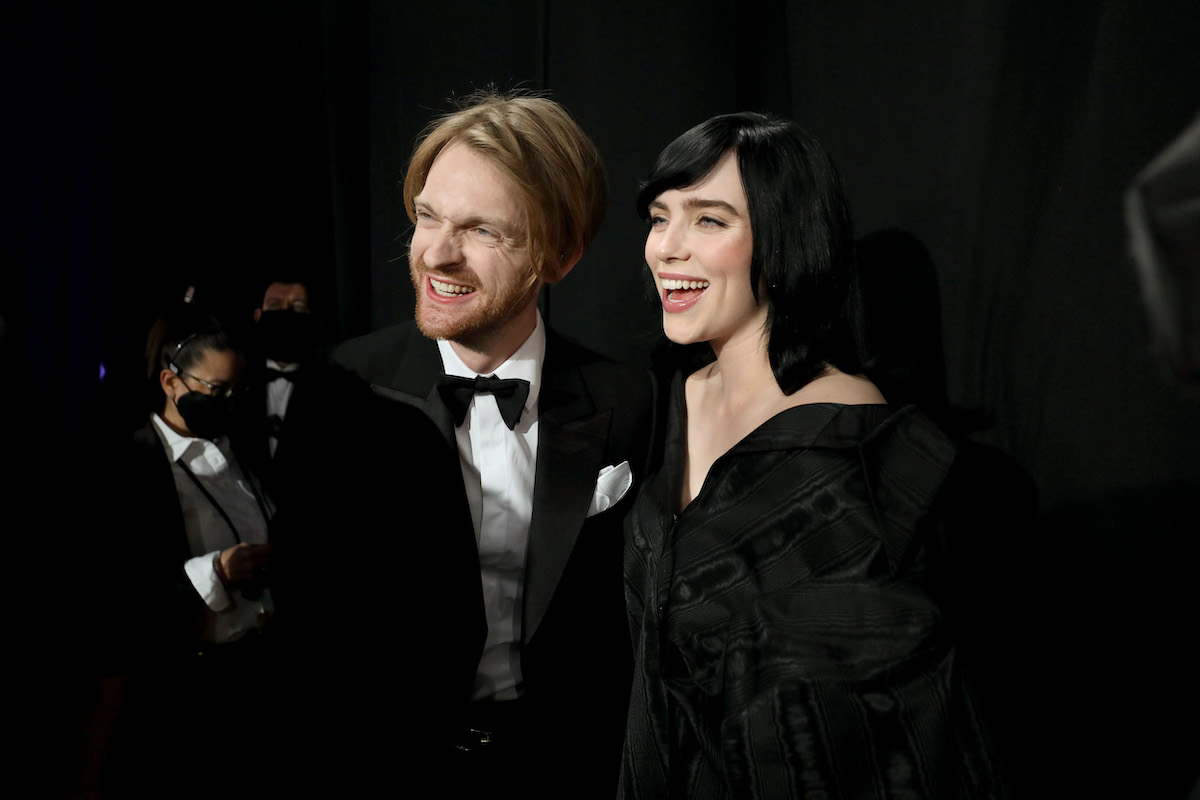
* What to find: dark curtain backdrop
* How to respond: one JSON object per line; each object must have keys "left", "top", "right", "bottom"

{"left": 5, "top": 1, "right": 1199, "bottom": 797}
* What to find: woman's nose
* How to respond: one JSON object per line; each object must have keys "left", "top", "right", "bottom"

{"left": 653, "top": 223, "right": 687, "bottom": 262}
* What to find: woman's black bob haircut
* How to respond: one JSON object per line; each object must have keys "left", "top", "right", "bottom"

{"left": 637, "top": 111, "right": 868, "bottom": 395}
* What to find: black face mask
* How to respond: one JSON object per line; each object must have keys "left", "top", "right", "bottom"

{"left": 258, "top": 310, "right": 318, "bottom": 364}
{"left": 175, "top": 390, "right": 234, "bottom": 440}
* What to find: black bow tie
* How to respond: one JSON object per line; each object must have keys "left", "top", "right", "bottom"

{"left": 265, "top": 368, "right": 298, "bottom": 383}
{"left": 436, "top": 374, "right": 530, "bottom": 430}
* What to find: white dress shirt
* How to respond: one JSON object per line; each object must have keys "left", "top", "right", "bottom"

{"left": 150, "top": 413, "right": 273, "bottom": 644}
{"left": 265, "top": 358, "right": 300, "bottom": 458}
{"left": 437, "top": 312, "right": 545, "bottom": 702}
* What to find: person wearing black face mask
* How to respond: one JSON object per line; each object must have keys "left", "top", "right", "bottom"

{"left": 93, "top": 304, "right": 282, "bottom": 795}
{"left": 167, "top": 363, "right": 236, "bottom": 441}
{"left": 241, "top": 278, "right": 367, "bottom": 506}
{"left": 256, "top": 281, "right": 318, "bottom": 366}
{"left": 128, "top": 309, "right": 276, "bottom": 654}
{"left": 155, "top": 323, "right": 275, "bottom": 644}
{"left": 237, "top": 277, "right": 376, "bottom": 641}
{"left": 252, "top": 281, "right": 317, "bottom": 459}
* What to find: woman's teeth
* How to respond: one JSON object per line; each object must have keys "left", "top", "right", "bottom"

{"left": 661, "top": 279, "right": 710, "bottom": 290}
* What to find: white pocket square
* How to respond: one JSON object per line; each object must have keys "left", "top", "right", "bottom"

{"left": 587, "top": 461, "right": 633, "bottom": 517}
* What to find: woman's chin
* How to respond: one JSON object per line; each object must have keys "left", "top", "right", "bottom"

{"left": 662, "top": 321, "right": 707, "bottom": 347}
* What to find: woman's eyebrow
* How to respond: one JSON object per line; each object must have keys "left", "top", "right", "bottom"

{"left": 651, "top": 196, "right": 741, "bottom": 215}
{"left": 680, "top": 197, "right": 740, "bottom": 215}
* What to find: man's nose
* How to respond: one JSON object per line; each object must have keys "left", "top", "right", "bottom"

{"left": 420, "top": 225, "right": 464, "bottom": 269}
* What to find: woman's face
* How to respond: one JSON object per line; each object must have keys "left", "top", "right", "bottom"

{"left": 166, "top": 347, "right": 240, "bottom": 398}
{"left": 645, "top": 152, "right": 764, "bottom": 353}
{"left": 161, "top": 347, "right": 241, "bottom": 437}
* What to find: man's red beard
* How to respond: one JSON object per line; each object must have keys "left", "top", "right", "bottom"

{"left": 409, "top": 257, "right": 540, "bottom": 350}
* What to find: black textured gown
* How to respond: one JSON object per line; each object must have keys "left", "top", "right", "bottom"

{"left": 620, "top": 376, "right": 1007, "bottom": 799}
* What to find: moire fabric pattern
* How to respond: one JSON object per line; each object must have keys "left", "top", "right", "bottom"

{"left": 620, "top": 375, "right": 1007, "bottom": 799}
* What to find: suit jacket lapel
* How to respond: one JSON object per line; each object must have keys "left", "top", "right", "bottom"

{"left": 523, "top": 335, "right": 611, "bottom": 643}
{"left": 368, "top": 332, "right": 458, "bottom": 446}
{"left": 361, "top": 326, "right": 613, "bottom": 644}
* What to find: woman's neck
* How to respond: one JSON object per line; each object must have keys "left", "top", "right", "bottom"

{"left": 680, "top": 337, "right": 782, "bottom": 511}
{"left": 704, "top": 330, "right": 781, "bottom": 412}
{"left": 160, "top": 400, "right": 192, "bottom": 438}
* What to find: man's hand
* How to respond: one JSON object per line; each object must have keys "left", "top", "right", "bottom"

{"left": 216, "top": 543, "right": 273, "bottom": 586}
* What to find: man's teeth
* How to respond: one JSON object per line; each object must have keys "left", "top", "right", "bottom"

{"left": 431, "top": 278, "right": 475, "bottom": 296}
{"left": 661, "top": 279, "right": 710, "bottom": 290}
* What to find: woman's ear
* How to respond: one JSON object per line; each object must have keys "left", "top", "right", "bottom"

{"left": 160, "top": 367, "right": 179, "bottom": 398}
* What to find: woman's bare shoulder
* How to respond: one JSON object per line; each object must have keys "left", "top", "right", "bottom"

{"left": 790, "top": 369, "right": 887, "bottom": 406}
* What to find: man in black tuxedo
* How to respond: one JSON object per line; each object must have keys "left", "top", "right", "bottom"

{"left": 243, "top": 277, "right": 359, "bottom": 502}
{"left": 253, "top": 279, "right": 317, "bottom": 464}
{"left": 335, "top": 91, "right": 654, "bottom": 797}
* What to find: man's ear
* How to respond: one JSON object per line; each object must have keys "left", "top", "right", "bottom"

{"left": 544, "top": 247, "right": 583, "bottom": 285}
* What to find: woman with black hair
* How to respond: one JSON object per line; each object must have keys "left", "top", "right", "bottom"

{"left": 85, "top": 306, "right": 281, "bottom": 794}
{"left": 133, "top": 306, "right": 274, "bottom": 654}
{"left": 620, "top": 114, "right": 1007, "bottom": 799}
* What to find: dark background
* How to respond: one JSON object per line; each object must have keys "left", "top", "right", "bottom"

{"left": 4, "top": 1, "right": 1199, "bottom": 797}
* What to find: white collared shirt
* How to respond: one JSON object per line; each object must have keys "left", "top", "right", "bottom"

{"left": 437, "top": 312, "right": 545, "bottom": 702}
{"left": 150, "top": 413, "right": 273, "bottom": 644}
{"left": 265, "top": 358, "right": 300, "bottom": 457}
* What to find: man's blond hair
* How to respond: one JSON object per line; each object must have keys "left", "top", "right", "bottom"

{"left": 403, "top": 90, "right": 607, "bottom": 286}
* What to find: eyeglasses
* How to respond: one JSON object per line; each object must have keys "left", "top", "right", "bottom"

{"left": 263, "top": 299, "right": 311, "bottom": 313}
{"left": 170, "top": 363, "right": 235, "bottom": 398}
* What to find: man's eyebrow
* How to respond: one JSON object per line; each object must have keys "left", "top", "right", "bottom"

{"left": 412, "top": 198, "right": 517, "bottom": 233}
{"left": 470, "top": 216, "right": 521, "bottom": 234}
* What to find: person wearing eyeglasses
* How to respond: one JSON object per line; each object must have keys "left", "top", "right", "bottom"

{"left": 86, "top": 304, "right": 281, "bottom": 795}
{"left": 136, "top": 304, "right": 275, "bottom": 653}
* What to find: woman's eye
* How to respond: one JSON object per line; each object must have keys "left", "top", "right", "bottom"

{"left": 415, "top": 209, "right": 437, "bottom": 225}
{"left": 698, "top": 216, "right": 727, "bottom": 228}
{"left": 649, "top": 215, "right": 668, "bottom": 229}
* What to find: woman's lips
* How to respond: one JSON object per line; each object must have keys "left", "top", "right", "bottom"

{"left": 660, "top": 276, "right": 709, "bottom": 313}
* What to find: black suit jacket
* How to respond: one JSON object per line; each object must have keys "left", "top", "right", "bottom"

{"left": 115, "top": 421, "right": 280, "bottom": 656}
{"left": 334, "top": 320, "right": 656, "bottom": 793}
{"left": 114, "top": 422, "right": 211, "bottom": 658}
{"left": 99, "top": 423, "right": 299, "bottom": 794}
{"left": 236, "top": 360, "right": 380, "bottom": 511}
